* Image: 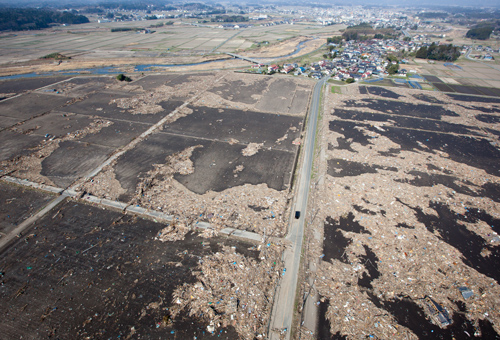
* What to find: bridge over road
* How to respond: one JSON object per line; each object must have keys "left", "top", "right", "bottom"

{"left": 226, "top": 53, "right": 268, "bottom": 65}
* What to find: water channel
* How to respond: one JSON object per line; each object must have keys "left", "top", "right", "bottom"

{"left": 0, "top": 39, "right": 313, "bottom": 81}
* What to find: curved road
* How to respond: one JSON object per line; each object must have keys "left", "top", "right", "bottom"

{"left": 466, "top": 46, "right": 500, "bottom": 72}
{"left": 269, "top": 76, "right": 326, "bottom": 340}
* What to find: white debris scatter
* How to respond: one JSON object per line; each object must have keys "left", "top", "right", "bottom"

{"left": 241, "top": 143, "right": 263, "bottom": 156}
{"left": 170, "top": 245, "right": 284, "bottom": 339}
{"left": 299, "top": 84, "right": 500, "bottom": 339}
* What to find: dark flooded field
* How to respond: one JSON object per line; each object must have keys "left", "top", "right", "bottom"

{"left": 0, "top": 195, "right": 257, "bottom": 339}
{"left": 0, "top": 72, "right": 312, "bottom": 339}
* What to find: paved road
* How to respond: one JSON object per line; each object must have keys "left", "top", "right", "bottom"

{"left": 226, "top": 52, "right": 263, "bottom": 65}
{"left": 269, "top": 77, "right": 326, "bottom": 340}
{"left": 466, "top": 47, "right": 500, "bottom": 72}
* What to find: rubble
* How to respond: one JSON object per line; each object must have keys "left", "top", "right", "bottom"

{"left": 301, "top": 84, "right": 500, "bottom": 338}
{"left": 241, "top": 143, "right": 263, "bottom": 156}
{"left": 138, "top": 175, "right": 290, "bottom": 237}
{"left": 78, "top": 162, "right": 126, "bottom": 200}
{"left": 155, "top": 223, "right": 189, "bottom": 242}
{"left": 170, "top": 244, "right": 284, "bottom": 339}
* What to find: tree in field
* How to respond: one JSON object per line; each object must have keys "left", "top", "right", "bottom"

{"left": 387, "top": 64, "right": 399, "bottom": 75}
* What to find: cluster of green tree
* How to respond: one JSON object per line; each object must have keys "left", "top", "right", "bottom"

{"left": 345, "top": 23, "right": 375, "bottom": 35}
{"left": 335, "top": 24, "right": 399, "bottom": 42}
{"left": 452, "top": 9, "right": 500, "bottom": 20}
{"left": 148, "top": 21, "right": 173, "bottom": 28}
{"left": 110, "top": 27, "right": 143, "bottom": 32}
{"left": 81, "top": 8, "right": 104, "bottom": 14}
{"left": 105, "top": 12, "right": 131, "bottom": 20}
{"left": 204, "top": 9, "right": 226, "bottom": 15}
{"left": 326, "top": 36, "right": 343, "bottom": 45}
{"left": 387, "top": 63, "right": 399, "bottom": 75}
{"left": 343, "top": 31, "right": 362, "bottom": 41}
{"left": 40, "top": 52, "right": 70, "bottom": 60}
{"left": 373, "top": 32, "right": 400, "bottom": 40}
{"left": 342, "top": 30, "right": 399, "bottom": 42}
{"left": 98, "top": 1, "right": 175, "bottom": 11}
{"left": 0, "top": 8, "right": 89, "bottom": 31}
{"left": 466, "top": 24, "right": 494, "bottom": 40}
{"left": 181, "top": 3, "right": 213, "bottom": 11}
{"left": 387, "top": 54, "right": 398, "bottom": 62}
{"left": 415, "top": 43, "right": 460, "bottom": 61}
{"left": 116, "top": 74, "right": 132, "bottom": 82}
{"left": 210, "top": 15, "right": 248, "bottom": 23}
{"left": 418, "top": 12, "right": 448, "bottom": 19}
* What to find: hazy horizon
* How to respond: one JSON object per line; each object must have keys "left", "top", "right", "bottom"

{"left": 0, "top": 0, "right": 499, "bottom": 8}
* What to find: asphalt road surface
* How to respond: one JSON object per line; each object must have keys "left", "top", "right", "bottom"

{"left": 269, "top": 77, "right": 326, "bottom": 340}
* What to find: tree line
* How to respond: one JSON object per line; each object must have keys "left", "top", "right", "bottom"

{"left": 415, "top": 43, "right": 460, "bottom": 62}
{"left": 466, "top": 24, "right": 494, "bottom": 40}
{"left": 211, "top": 15, "right": 248, "bottom": 23}
{"left": 0, "top": 8, "right": 89, "bottom": 31}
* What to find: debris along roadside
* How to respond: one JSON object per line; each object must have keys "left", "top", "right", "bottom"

{"left": 299, "top": 84, "right": 500, "bottom": 339}
{"left": 135, "top": 160, "right": 291, "bottom": 238}
{"left": 170, "top": 243, "right": 285, "bottom": 339}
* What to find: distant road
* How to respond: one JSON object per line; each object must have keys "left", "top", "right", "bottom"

{"left": 465, "top": 46, "right": 500, "bottom": 72}
{"left": 269, "top": 77, "right": 326, "bottom": 340}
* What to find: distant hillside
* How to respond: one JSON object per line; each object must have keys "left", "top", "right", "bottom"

{"left": 0, "top": 8, "right": 89, "bottom": 31}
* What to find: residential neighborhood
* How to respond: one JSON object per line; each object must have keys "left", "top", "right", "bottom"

{"left": 251, "top": 36, "right": 496, "bottom": 81}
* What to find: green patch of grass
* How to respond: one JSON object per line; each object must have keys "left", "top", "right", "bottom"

{"left": 111, "top": 27, "right": 143, "bottom": 32}
{"left": 116, "top": 74, "right": 132, "bottom": 82}
{"left": 421, "top": 84, "right": 435, "bottom": 91}
{"left": 330, "top": 85, "right": 342, "bottom": 94}
{"left": 40, "top": 52, "right": 71, "bottom": 60}
{"left": 328, "top": 79, "right": 345, "bottom": 86}
{"left": 282, "top": 49, "right": 325, "bottom": 67}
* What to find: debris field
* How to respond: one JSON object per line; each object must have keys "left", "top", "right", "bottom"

{"left": 301, "top": 84, "right": 500, "bottom": 339}
{"left": 0, "top": 72, "right": 314, "bottom": 339}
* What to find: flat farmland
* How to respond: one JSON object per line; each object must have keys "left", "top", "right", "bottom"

{"left": 0, "top": 187, "right": 270, "bottom": 339}
{"left": 0, "top": 20, "right": 342, "bottom": 77}
{"left": 73, "top": 72, "right": 313, "bottom": 236}
{"left": 0, "top": 71, "right": 314, "bottom": 237}
{"left": 417, "top": 60, "right": 500, "bottom": 88}
{"left": 0, "top": 70, "right": 314, "bottom": 339}
{"left": 0, "top": 22, "right": 321, "bottom": 59}
{"left": 300, "top": 84, "right": 500, "bottom": 339}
